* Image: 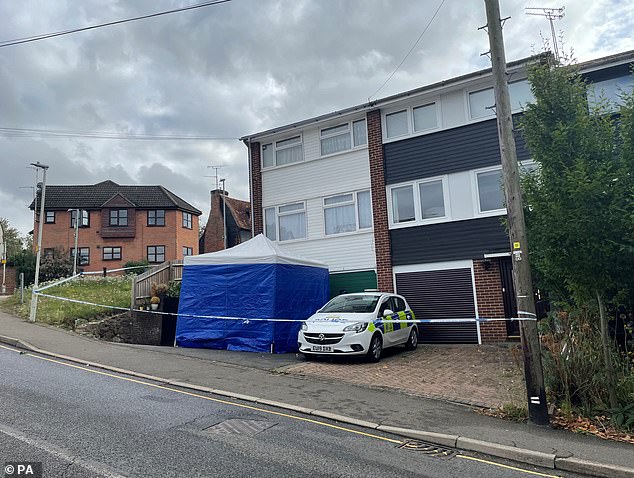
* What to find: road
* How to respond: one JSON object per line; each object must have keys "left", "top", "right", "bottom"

{"left": 0, "top": 344, "right": 580, "bottom": 478}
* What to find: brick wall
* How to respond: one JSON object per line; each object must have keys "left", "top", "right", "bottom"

{"left": 367, "top": 109, "right": 393, "bottom": 292}
{"left": 1, "top": 265, "right": 17, "bottom": 294}
{"left": 249, "top": 141, "right": 263, "bottom": 235}
{"left": 473, "top": 259, "right": 508, "bottom": 342}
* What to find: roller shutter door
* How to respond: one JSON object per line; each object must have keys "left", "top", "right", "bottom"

{"left": 395, "top": 267, "right": 478, "bottom": 344}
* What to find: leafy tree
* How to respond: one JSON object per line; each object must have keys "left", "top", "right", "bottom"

{"left": 520, "top": 58, "right": 634, "bottom": 408}
{"left": 0, "top": 218, "right": 25, "bottom": 260}
{"left": 11, "top": 250, "right": 36, "bottom": 286}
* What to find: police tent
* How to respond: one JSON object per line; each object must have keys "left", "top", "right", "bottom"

{"left": 176, "top": 234, "right": 329, "bottom": 353}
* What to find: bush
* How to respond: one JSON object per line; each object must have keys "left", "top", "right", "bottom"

{"left": 40, "top": 249, "right": 73, "bottom": 282}
{"left": 166, "top": 280, "right": 181, "bottom": 298}
{"left": 10, "top": 250, "right": 36, "bottom": 286}
{"left": 123, "top": 259, "right": 149, "bottom": 275}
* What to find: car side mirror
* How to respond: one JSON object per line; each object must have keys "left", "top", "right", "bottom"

{"left": 382, "top": 309, "right": 394, "bottom": 317}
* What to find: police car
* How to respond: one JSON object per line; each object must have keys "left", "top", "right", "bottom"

{"left": 298, "top": 292, "right": 418, "bottom": 362}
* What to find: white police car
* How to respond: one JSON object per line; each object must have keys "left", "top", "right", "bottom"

{"left": 298, "top": 292, "right": 418, "bottom": 362}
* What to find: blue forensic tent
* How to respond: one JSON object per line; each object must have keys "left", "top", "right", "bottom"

{"left": 176, "top": 234, "right": 329, "bottom": 353}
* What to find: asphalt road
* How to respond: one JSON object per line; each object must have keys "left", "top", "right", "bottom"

{"left": 0, "top": 344, "right": 581, "bottom": 478}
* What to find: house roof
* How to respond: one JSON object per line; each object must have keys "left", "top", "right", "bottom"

{"left": 225, "top": 196, "right": 251, "bottom": 230}
{"left": 29, "top": 180, "right": 202, "bottom": 215}
{"left": 239, "top": 49, "right": 634, "bottom": 142}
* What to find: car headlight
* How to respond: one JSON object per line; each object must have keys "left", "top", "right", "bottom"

{"left": 301, "top": 322, "right": 308, "bottom": 331}
{"left": 343, "top": 322, "right": 368, "bottom": 333}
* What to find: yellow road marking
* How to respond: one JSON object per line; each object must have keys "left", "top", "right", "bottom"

{"left": 2, "top": 343, "right": 562, "bottom": 477}
{"left": 457, "top": 455, "right": 562, "bottom": 477}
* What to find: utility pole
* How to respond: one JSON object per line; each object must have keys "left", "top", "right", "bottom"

{"left": 483, "top": 0, "right": 549, "bottom": 426}
{"left": 0, "top": 222, "right": 6, "bottom": 295}
{"left": 29, "top": 162, "right": 49, "bottom": 323}
{"left": 68, "top": 209, "right": 80, "bottom": 275}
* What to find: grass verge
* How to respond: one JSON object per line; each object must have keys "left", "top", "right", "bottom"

{"left": 0, "top": 276, "right": 132, "bottom": 328}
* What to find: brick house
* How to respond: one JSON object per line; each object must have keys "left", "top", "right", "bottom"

{"left": 30, "top": 180, "right": 201, "bottom": 273}
{"left": 240, "top": 50, "right": 634, "bottom": 344}
{"left": 199, "top": 189, "right": 251, "bottom": 253}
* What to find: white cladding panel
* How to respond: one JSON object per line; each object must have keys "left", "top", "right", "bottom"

{"left": 274, "top": 231, "right": 376, "bottom": 272}
{"left": 447, "top": 171, "right": 474, "bottom": 220}
{"left": 262, "top": 144, "right": 370, "bottom": 206}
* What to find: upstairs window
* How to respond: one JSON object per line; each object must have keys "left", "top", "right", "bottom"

{"left": 323, "top": 190, "right": 372, "bottom": 235}
{"left": 588, "top": 75, "right": 634, "bottom": 111}
{"left": 148, "top": 210, "right": 165, "bottom": 226}
{"left": 183, "top": 246, "right": 193, "bottom": 257}
{"left": 391, "top": 185, "right": 416, "bottom": 223}
{"left": 412, "top": 103, "right": 437, "bottom": 132}
{"left": 385, "top": 110, "right": 408, "bottom": 138}
{"left": 45, "top": 211, "right": 55, "bottom": 223}
{"left": 419, "top": 179, "right": 446, "bottom": 219}
{"left": 264, "top": 202, "right": 306, "bottom": 241}
{"left": 468, "top": 80, "right": 534, "bottom": 120}
{"left": 388, "top": 176, "right": 449, "bottom": 226}
{"left": 385, "top": 102, "right": 438, "bottom": 139}
{"left": 476, "top": 168, "right": 505, "bottom": 213}
{"left": 262, "top": 135, "right": 303, "bottom": 168}
{"left": 70, "top": 209, "right": 89, "bottom": 228}
{"left": 109, "top": 209, "right": 128, "bottom": 227}
{"left": 320, "top": 119, "right": 367, "bottom": 156}
{"left": 182, "top": 212, "right": 192, "bottom": 229}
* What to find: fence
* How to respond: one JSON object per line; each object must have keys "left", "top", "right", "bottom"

{"left": 131, "top": 260, "right": 183, "bottom": 307}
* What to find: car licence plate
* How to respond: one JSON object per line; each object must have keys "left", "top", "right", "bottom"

{"left": 311, "top": 345, "right": 332, "bottom": 352}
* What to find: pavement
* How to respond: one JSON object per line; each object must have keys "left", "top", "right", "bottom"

{"left": 0, "top": 306, "right": 632, "bottom": 477}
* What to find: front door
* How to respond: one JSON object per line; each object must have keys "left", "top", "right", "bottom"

{"left": 499, "top": 257, "right": 519, "bottom": 338}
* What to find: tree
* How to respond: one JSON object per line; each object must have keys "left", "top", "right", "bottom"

{"left": 39, "top": 248, "right": 73, "bottom": 283}
{"left": 520, "top": 58, "right": 634, "bottom": 408}
{"left": 0, "top": 218, "right": 25, "bottom": 260}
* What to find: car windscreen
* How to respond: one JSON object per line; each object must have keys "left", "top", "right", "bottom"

{"left": 320, "top": 295, "right": 380, "bottom": 313}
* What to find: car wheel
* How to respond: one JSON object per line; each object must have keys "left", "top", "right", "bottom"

{"left": 366, "top": 334, "right": 382, "bottom": 363}
{"left": 405, "top": 327, "right": 418, "bottom": 350}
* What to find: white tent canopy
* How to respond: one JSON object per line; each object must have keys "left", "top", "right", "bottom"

{"left": 184, "top": 234, "right": 328, "bottom": 268}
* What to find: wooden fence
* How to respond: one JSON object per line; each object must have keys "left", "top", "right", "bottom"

{"left": 131, "top": 260, "right": 183, "bottom": 307}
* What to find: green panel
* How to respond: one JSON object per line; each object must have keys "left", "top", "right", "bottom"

{"left": 329, "top": 271, "right": 378, "bottom": 298}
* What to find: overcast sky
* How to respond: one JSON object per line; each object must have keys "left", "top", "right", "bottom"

{"left": 1, "top": 0, "right": 633, "bottom": 237}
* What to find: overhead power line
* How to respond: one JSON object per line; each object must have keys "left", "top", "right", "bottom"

{"left": 0, "top": 127, "right": 237, "bottom": 141}
{"left": 0, "top": 0, "right": 231, "bottom": 48}
{"left": 368, "top": 0, "right": 447, "bottom": 101}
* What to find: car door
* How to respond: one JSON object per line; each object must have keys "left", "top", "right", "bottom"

{"left": 392, "top": 296, "right": 411, "bottom": 344}
{"left": 378, "top": 296, "right": 397, "bottom": 346}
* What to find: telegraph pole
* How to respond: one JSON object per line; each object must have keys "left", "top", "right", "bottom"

{"left": 483, "top": 0, "right": 549, "bottom": 425}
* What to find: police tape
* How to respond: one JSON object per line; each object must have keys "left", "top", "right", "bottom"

{"left": 34, "top": 290, "right": 538, "bottom": 324}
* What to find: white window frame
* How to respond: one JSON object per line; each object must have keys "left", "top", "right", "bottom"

{"left": 319, "top": 118, "right": 367, "bottom": 157}
{"left": 471, "top": 165, "right": 507, "bottom": 217}
{"left": 322, "top": 190, "right": 373, "bottom": 237}
{"left": 387, "top": 175, "right": 451, "bottom": 229}
{"left": 261, "top": 134, "right": 304, "bottom": 169}
{"left": 382, "top": 99, "right": 440, "bottom": 143}
{"left": 264, "top": 201, "right": 307, "bottom": 242}
{"left": 466, "top": 79, "right": 533, "bottom": 122}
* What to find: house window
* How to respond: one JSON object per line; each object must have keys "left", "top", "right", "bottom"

{"left": 476, "top": 168, "right": 505, "bottom": 213}
{"left": 469, "top": 80, "right": 534, "bottom": 120}
{"left": 265, "top": 202, "right": 306, "bottom": 242}
{"left": 588, "top": 75, "right": 634, "bottom": 111}
{"left": 183, "top": 246, "right": 193, "bottom": 257}
{"left": 43, "top": 248, "right": 55, "bottom": 258}
{"left": 45, "top": 211, "right": 55, "bottom": 223}
{"left": 320, "top": 119, "right": 367, "bottom": 156}
{"left": 70, "top": 210, "right": 89, "bottom": 228}
{"left": 385, "top": 110, "right": 408, "bottom": 138}
{"left": 419, "top": 179, "right": 446, "bottom": 219}
{"left": 147, "top": 245, "right": 165, "bottom": 263}
{"left": 391, "top": 185, "right": 416, "bottom": 223}
{"left": 148, "top": 210, "right": 165, "bottom": 226}
{"left": 103, "top": 247, "right": 122, "bottom": 261}
{"left": 182, "top": 212, "right": 192, "bottom": 229}
{"left": 262, "top": 135, "right": 304, "bottom": 168}
{"left": 109, "top": 209, "right": 128, "bottom": 226}
{"left": 70, "top": 247, "right": 90, "bottom": 266}
{"left": 323, "top": 190, "right": 372, "bottom": 235}
{"left": 413, "top": 103, "right": 437, "bottom": 132}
